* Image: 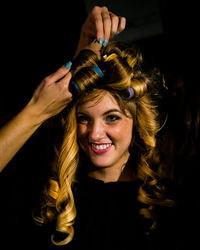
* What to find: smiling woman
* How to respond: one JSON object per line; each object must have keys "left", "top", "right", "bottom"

{"left": 34, "top": 40, "right": 173, "bottom": 249}
{"left": 77, "top": 91, "right": 133, "bottom": 182}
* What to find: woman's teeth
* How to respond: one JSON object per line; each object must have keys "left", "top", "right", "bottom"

{"left": 91, "top": 143, "right": 112, "bottom": 150}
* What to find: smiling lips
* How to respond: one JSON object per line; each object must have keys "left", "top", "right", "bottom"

{"left": 90, "top": 143, "right": 112, "bottom": 154}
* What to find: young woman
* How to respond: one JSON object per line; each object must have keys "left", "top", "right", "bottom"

{"left": 34, "top": 40, "right": 174, "bottom": 249}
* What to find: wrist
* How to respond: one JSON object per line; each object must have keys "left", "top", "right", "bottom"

{"left": 23, "top": 99, "right": 49, "bottom": 127}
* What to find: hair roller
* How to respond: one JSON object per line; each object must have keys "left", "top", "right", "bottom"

{"left": 121, "top": 86, "right": 135, "bottom": 100}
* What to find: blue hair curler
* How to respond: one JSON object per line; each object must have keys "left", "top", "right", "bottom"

{"left": 92, "top": 65, "right": 104, "bottom": 77}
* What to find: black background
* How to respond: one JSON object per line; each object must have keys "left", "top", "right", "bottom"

{"left": 0, "top": 1, "right": 198, "bottom": 249}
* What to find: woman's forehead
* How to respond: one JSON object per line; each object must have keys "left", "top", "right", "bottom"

{"left": 77, "top": 92, "right": 120, "bottom": 112}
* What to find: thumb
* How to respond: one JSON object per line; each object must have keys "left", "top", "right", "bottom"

{"left": 48, "top": 62, "right": 72, "bottom": 83}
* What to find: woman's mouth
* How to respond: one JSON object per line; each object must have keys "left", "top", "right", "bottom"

{"left": 90, "top": 143, "right": 112, "bottom": 154}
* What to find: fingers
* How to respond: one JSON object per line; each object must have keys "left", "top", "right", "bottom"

{"left": 47, "top": 62, "right": 72, "bottom": 83}
{"left": 101, "top": 7, "right": 112, "bottom": 44}
{"left": 85, "top": 6, "right": 126, "bottom": 46}
{"left": 59, "top": 70, "right": 73, "bottom": 91}
{"left": 118, "top": 16, "right": 126, "bottom": 33}
{"left": 99, "top": 7, "right": 126, "bottom": 44}
{"left": 90, "top": 6, "right": 104, "bottom": 42}
{"left": 50, "top": 65, "right": 73, "bottom": 99}
{"left": 109, "top": 12, "right": 119, "bottom": 38}
{"left": 109, "top": 13, "right": 126, "bottom": 39}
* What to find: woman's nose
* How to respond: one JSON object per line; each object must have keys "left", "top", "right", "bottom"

{"left": 88, "top": 120, "right": 105, "bottom": 141}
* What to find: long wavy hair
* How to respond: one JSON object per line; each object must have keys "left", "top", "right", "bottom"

{"left": 34, "top": 41, "right": 173, "bottom": 246}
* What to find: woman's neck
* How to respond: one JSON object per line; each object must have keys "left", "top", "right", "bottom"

{"left": 88, "top": 165, "right": 123, "bottom": 183}
{"left": 87, "top": 158, "right": 137, "bottom": 183}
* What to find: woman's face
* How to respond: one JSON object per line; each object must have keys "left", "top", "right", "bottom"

{"left": 77, "top": 92, "right": 133, "bottom": 172}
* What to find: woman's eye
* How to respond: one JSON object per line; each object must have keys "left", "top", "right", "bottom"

{"left": 77, "top": 116, "right": 89, "bottom": 124}
{"left": 106, "top": 115, "right": 121, "bottom": 122}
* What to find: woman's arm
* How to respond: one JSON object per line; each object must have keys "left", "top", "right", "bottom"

{"left": 0, "top": 5, "right": 126, "bottom": 173}
{"left": 0, "top": 65, "right": 72, "bottom": 172}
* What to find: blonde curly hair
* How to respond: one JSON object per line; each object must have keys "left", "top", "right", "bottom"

{"left": 34, "top": 41, "right": 173, "bottom": 246}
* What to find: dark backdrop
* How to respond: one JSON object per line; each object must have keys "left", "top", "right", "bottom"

{"left": 0, "top": 1, "right": 198, "bottom": 249}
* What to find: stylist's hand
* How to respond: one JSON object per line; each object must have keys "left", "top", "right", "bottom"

{"left": 74, "top": 6, "right": 126, "bottom": 57}
{"left": 27, "top": 63, "right": 72, "bottom": 124}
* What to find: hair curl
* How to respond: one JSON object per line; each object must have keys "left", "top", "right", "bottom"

{"left": 34, "top": 41, "right": 173, "bottom": 245}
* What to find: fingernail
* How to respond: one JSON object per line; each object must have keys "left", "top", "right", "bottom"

{"left": 99, "top": 37, "right": 103, "bottom": 45}
{"left": 103, "top": 40, "right": 108, "bottom": 47}
{"left": 113, "top": 31, "right": 120, "bottom": 39}
{"left": 64, "top": 61, "right": 72, "bottom": 69}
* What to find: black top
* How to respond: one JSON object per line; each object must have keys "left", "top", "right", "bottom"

{"left": 36, "top": 176, "right": 176, "bottom": 250}
{"left": 2, "top": 171, "right": 197, "bottom": 250}
{"left": 71, "top": 177, "right": 147, "bottom": 250}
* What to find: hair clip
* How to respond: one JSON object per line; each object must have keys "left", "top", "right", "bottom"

{"left": 92, "top": 65, "right": 103, "bottom": 77}
{"left": 127, "top": 57, "right": 137, "bottom": 68}
{"left": 122, "top": 86, "right": 135, "bottom": 100}
{"left": 103, "top": 53, "right": 117, "bottom": 62}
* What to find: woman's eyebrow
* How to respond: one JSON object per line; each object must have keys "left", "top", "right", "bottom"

{"left": 103, "top": 109, "right": 122, "bottom": 115}
{"left": 77, "top": 111, "right": 86, "bottom": 115}
{"left": 77, "top": 109, "right": 122, "bottom": 116}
